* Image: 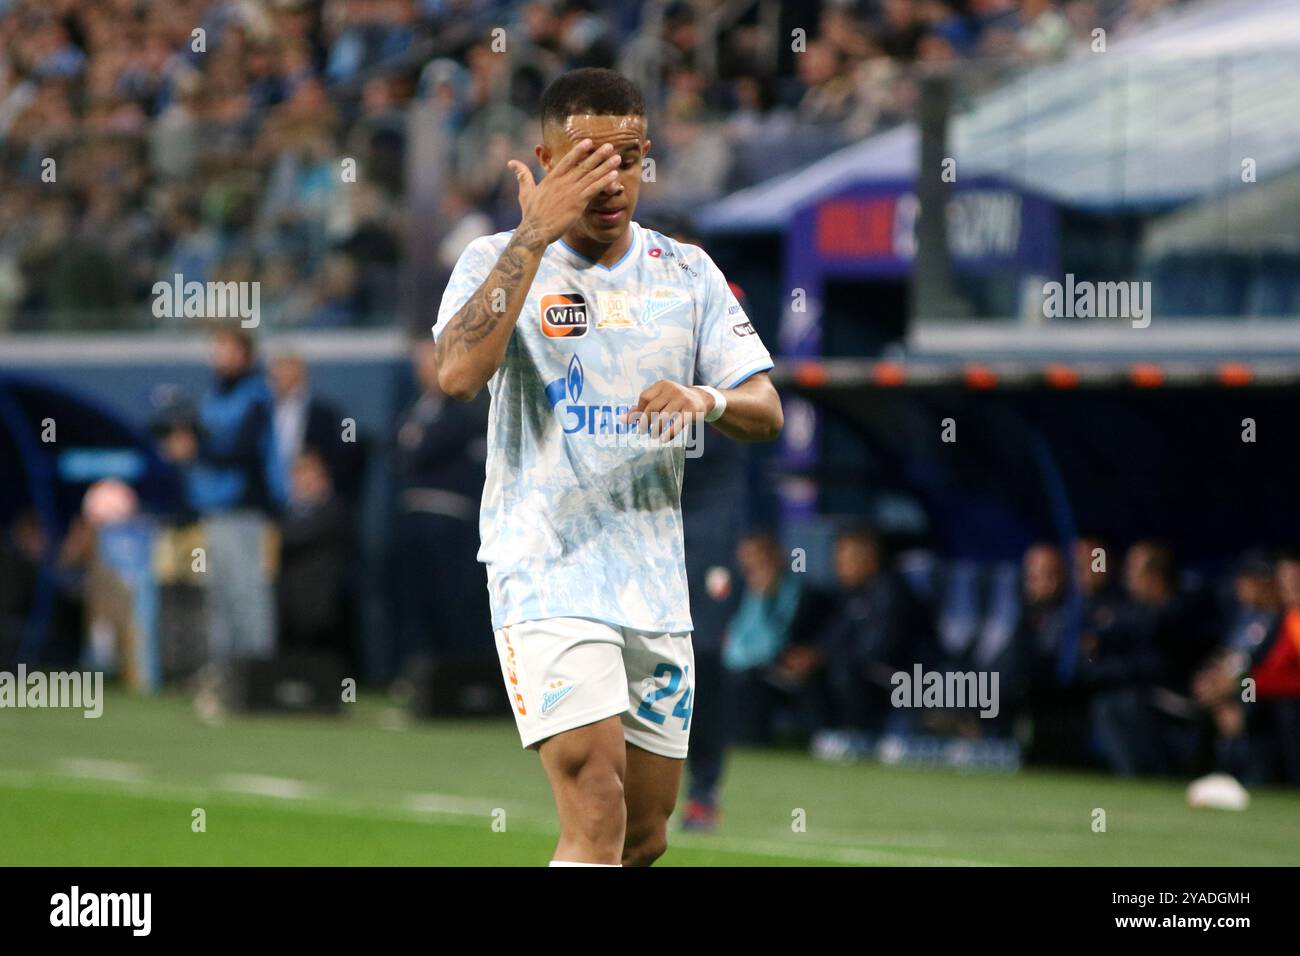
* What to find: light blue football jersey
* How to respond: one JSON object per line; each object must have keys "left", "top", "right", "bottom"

{"left": 433, "top": 221, "right": 774, "bottom": 633}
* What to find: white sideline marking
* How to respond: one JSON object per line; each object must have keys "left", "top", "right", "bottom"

{"left": 216, "top": 774, "right": 315, "bottom": 800}
{"left": 406, "top": 793, "right": 498, "bottom": 816}
{"left": 4, "top": 769, "right": 1001, "bottom": 866}
{"left": 53, "top": 758, "right": 146, "bottom": 783}
{"left": 678, "top": 834, "right": 998, "bottom": 867}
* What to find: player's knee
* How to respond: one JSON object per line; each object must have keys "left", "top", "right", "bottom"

{"left": 623, "top": 824, "right": 668, "bottom": 867}
{"left": 562, "top": 753, "right": 625, "bottom": 843}
{"left": 576, "top": 757, "right": 625, "bottom": 811}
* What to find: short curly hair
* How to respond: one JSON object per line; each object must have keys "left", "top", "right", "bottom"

{"left": 540, "top": 68, "right": 645, "bottom": 129}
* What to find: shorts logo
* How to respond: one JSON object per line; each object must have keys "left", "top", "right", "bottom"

{"left": 501, "top": 629, "right": 527, "bottom": 716}
{"left": 540, "top": 293, "right": 588, "bottom": 338}
{"left": 541, "top": 680, "right": 577, "bottom": 716}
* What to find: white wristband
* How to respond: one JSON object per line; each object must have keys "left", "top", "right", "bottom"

{"left": 697, "top": 385, "right": 727, "bottom": 423}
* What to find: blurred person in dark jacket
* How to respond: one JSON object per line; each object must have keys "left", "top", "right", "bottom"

{"left": 1082, "top": 541, "right": 1217, "bottom": 776}
{"left": 1074, "top": 535, "right": 1120, "bottom": 619}
{"left": 807, "top": 525, "right": 912, "bottom": 735}
{"left": 392, "top": 339, "right": 490, "bottom": 667}
{"left": 0, "top": 509, "right": 90, "bottom": 668}
{"left": 677, "top": 397, "right": 745, "bottom": 832}
{"left": 268, "top": 352, "right": 366, "bottom": 507}
{"left": 1000, "top": 543, "right": 1091, "bottom": 765}
{"left": 278, "top": 448, "right": 355, "bottom": 667}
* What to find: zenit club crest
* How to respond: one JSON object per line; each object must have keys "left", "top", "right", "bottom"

{"left": 540, "top": 292, "right": 589, "bottom": 338}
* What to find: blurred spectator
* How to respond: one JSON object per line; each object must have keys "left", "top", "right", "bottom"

{"left": 268, "top": 352, "right": 366, "bottom": 506}
{"left": 811, "top": 525, "right": 914, "bottom": 735}
{"left": 722, "top": 530, "right": 802, "bottom": 746}
{"left": 1081, "top": 541, "right": 1218, "bottom": 776}
{"left": 158, "top": 328, "right": 278, "bottom": 661}
{"left": 794, "top": 40, "right": 860, "bottom": 127}
{"left": 160, "top": 329, "right": 280, "bottom": 514}
{"left": 877, "top": 0, "right": 926, "bottom": 60}
{"left": 392, "top": 339, "right": 490, "bottom": 667}
{"left": 1015, "top": 0, "right": 1075, "bottom": 62}
{"left": 1073, "top": 533, "right": 1121, "bottom": 668}
{"left": 1194, "top": 552, "right": 1300, "bottom": 785}
{"left": 1000, "top": 542, "right": 1091, "bottom": 762}
{"left": 619, "top": 0, "right": 698, "bottom": 113}
{"left": 0, "top": 509, "right": 90, "bottom": 668}
{"left": 277, "top": 448, "right": 356, "bottom": 668}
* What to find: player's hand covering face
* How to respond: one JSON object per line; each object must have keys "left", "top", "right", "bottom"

{"left": 512, "top": 114, "right": 649, "bottom": 247}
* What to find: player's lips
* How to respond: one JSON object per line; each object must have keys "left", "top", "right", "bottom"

{"left": 589, "top": 207, "right": 625, "bottom": 225}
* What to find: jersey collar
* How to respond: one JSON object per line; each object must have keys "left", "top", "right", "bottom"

{"left": 555, "top": 222, "right": 641, "bottom": 275}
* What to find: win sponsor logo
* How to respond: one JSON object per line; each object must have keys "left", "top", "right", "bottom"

{"left": 540, "top": 293, "right": 588, "bottom": 338}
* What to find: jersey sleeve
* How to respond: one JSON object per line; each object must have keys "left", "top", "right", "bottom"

{"left": 432, "top": 235, "right": 497, "bottom": 342}
{"left": 693, "top": 251, "right": 774, "bottom": 389}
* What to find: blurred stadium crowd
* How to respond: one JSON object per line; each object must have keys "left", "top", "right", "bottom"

{"left": 0, "top": 0, "right": 1188, "bottom": 332}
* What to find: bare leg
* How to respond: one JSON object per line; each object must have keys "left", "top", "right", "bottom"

{"left": 538, "top": 716, "right": 627, "bottom": 864}
{"left": 622, "top": 742, "right": 684, "bottom": 866}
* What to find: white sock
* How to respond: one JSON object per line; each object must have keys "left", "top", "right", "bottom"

{"left": 549, "top": 860, "right": 622, "bottom": 867}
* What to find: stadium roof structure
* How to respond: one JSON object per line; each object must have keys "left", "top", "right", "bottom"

{"left": 699, "top": 0, "right": 1300, "bottom": 233}
{"left": 1142, "top": 166, "right": 1300, "bottom": 257}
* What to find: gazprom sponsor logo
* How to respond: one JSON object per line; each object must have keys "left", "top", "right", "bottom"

{"left": 545, "top": 356, "right": 703, "bottom": 457}
{"left": 567, "top": 354, "right": 583, "bottom": 403}
{"left": 547, "top": 355, "right": 633, "bottom": 436}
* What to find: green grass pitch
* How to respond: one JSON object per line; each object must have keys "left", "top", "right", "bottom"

{"left": 1, "top": 690, "right": 1296, "bottom": 866}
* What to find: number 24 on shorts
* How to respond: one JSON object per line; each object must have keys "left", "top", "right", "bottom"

{"left": 637, "top": 664, "right": 692, "bottom": 730}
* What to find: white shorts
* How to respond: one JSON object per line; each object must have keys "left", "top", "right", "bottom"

{"left": 494, "top": 617, "right": 694, "bottom": 759}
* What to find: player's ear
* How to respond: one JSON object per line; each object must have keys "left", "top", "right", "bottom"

{"left": 535, "top": 143, "right": 551, "bottom": 173}
{"left": 642, "top": 138, "right": 652, "bottom": 159}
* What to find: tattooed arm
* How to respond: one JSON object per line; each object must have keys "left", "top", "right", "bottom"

{"left": 436, "top": 138, "right": 624, "bottom": 401}
{"left": 435, "top": 226, "right": 546, "bottom": 400}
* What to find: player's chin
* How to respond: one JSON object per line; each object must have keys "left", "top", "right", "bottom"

{"left": 583, "top": 207, "right": 629, "bottom": 239}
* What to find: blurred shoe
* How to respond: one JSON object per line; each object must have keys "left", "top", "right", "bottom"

{"left": 192, "top": 662, "right": 229, "bottom": 725}
{"left": 1186, "top": 773, "right": 1250, "bottom": 811}
{"left": 680, "top": 799, "right": 718, "bottom": 832}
